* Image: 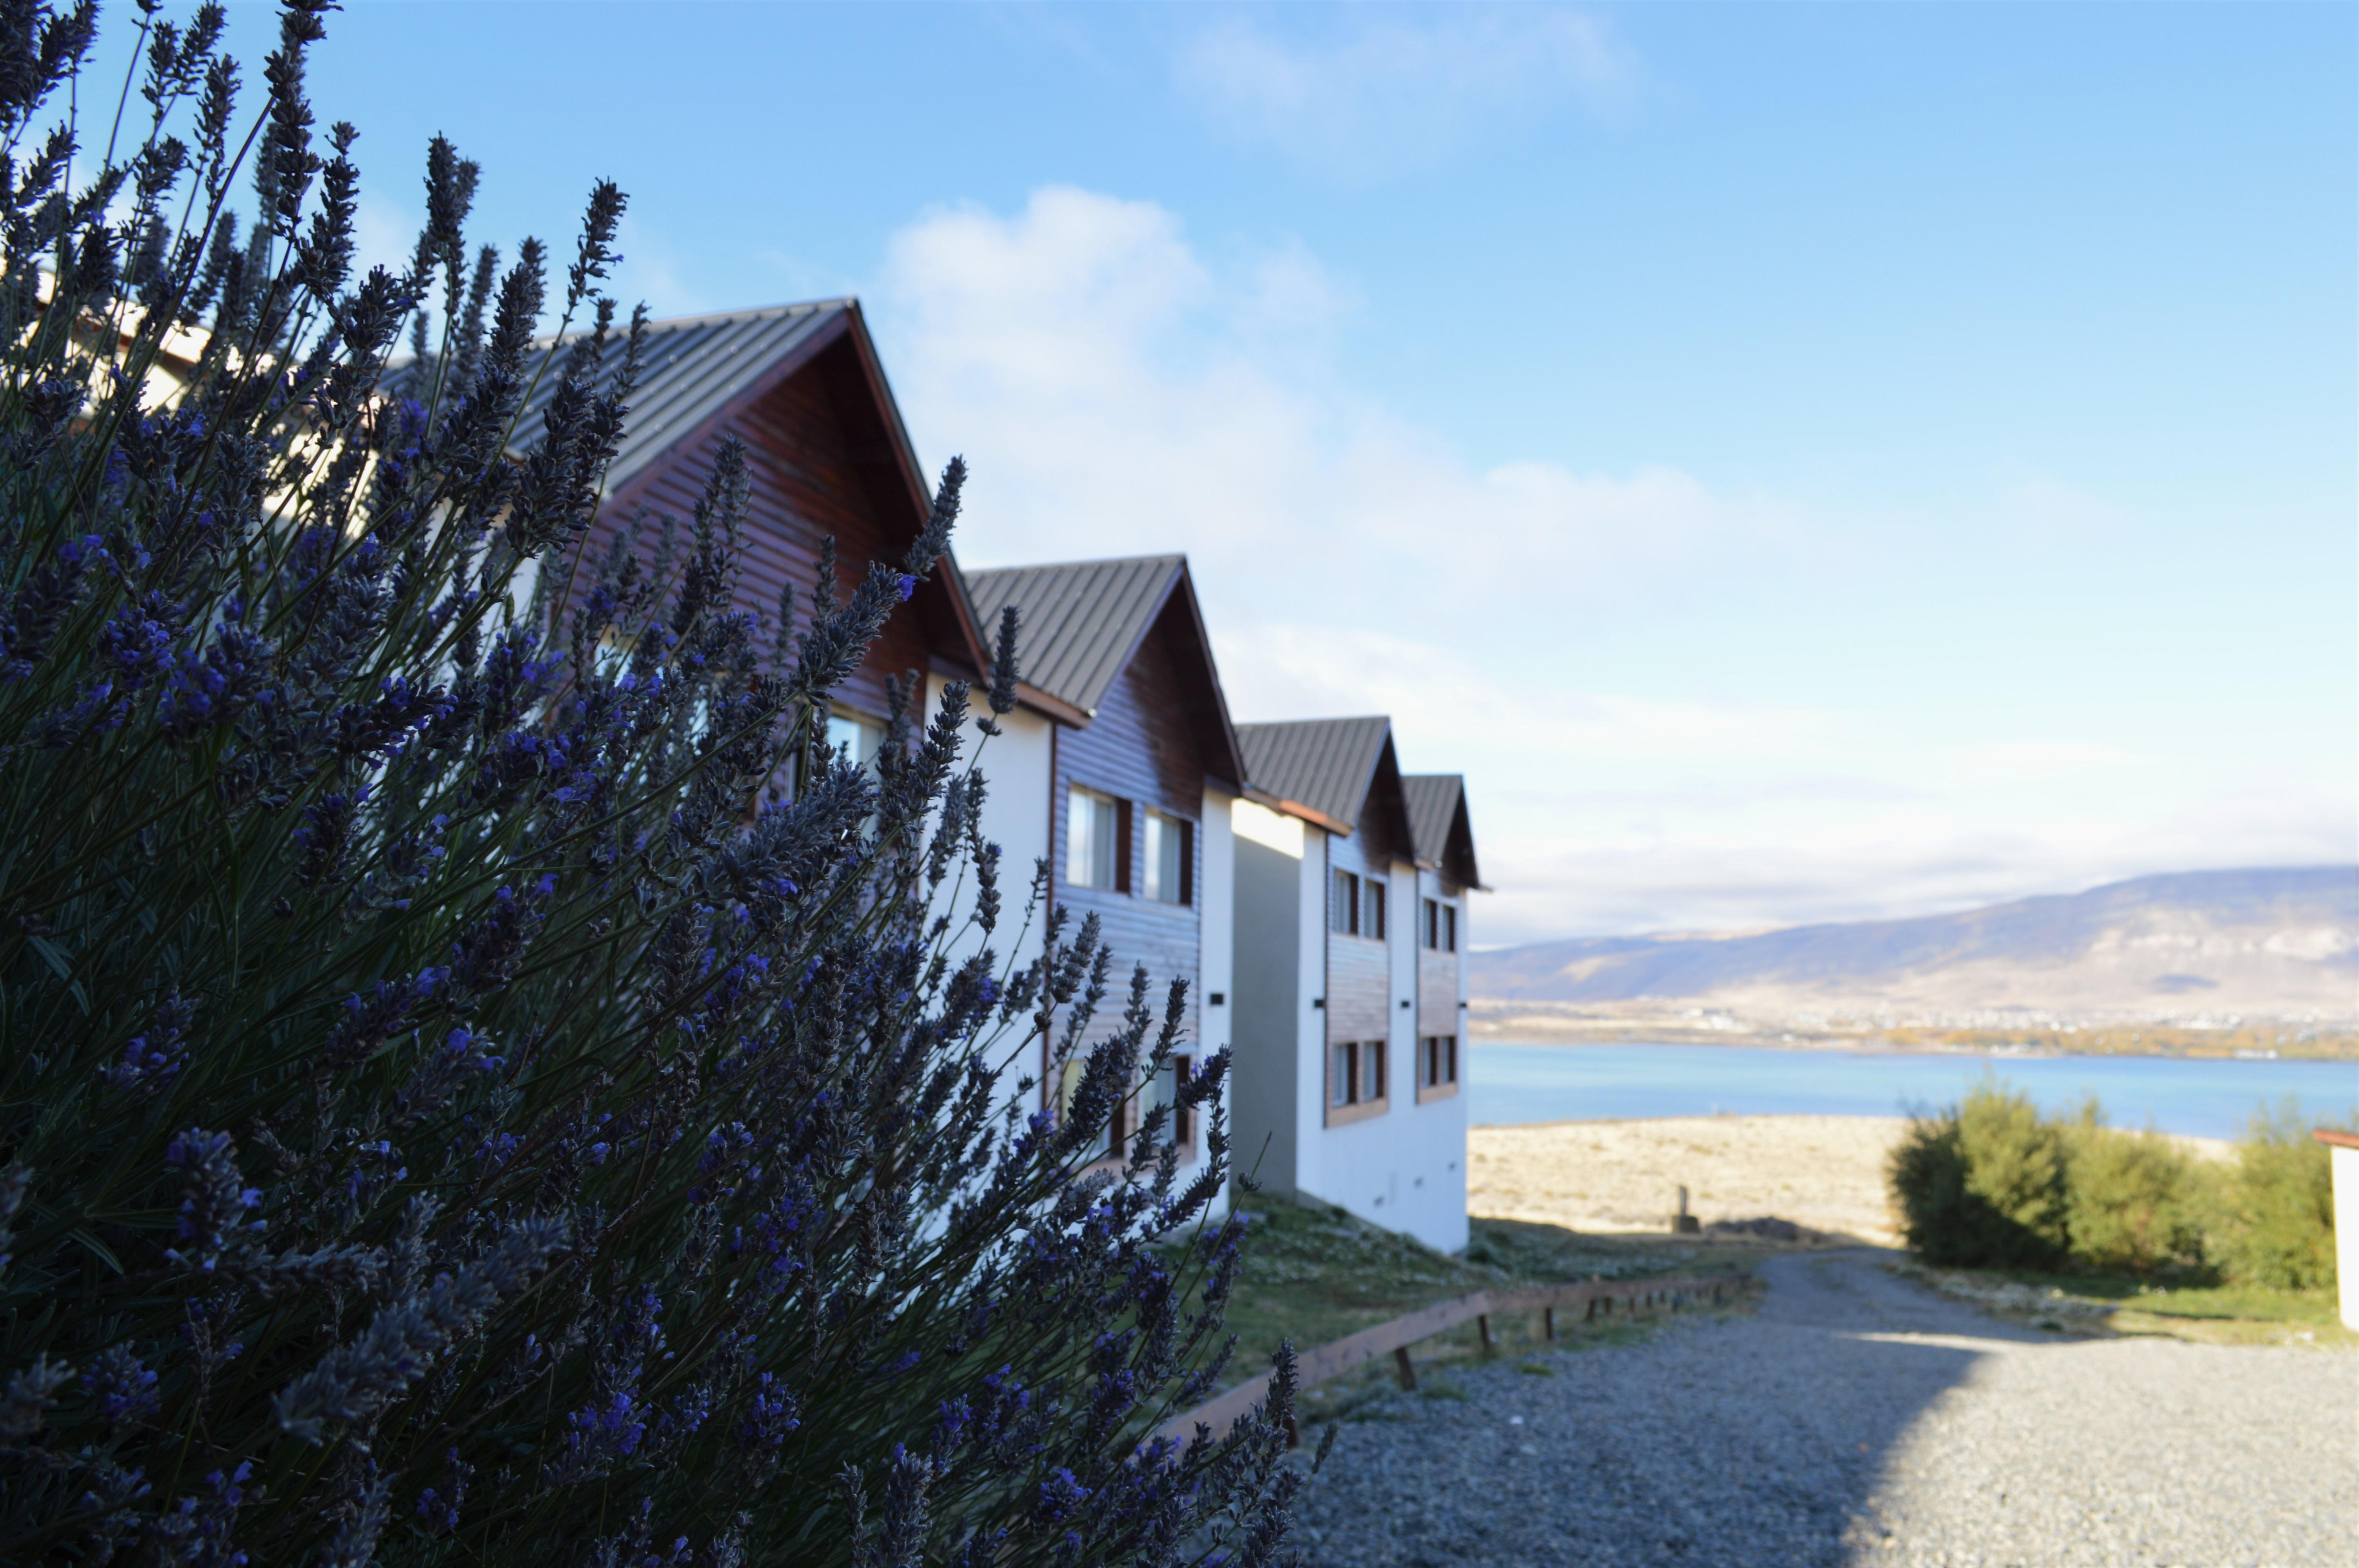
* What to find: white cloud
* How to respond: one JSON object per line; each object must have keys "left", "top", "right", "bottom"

{"left": 872, "top": 185, "right": 2350, "bottom": 944}
{"left": 1212, "top": 624, "right": 1840, "bottom": 766}
{"left": 1940, "top": 740, "right": 2141, "bottom": 783}
{"left": 1176, "top": 8, "right": 1631, "bottom": 178}
{"left": 882, "top": 187, "right": 1767, "bottom": 613}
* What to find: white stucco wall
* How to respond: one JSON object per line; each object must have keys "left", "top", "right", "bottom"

{"left": 1292, "top": 854, "right": 1468, "bottom": 1252}
{"left": 925, "top": 677, "right": 1054, "bottom": 1101}
{"left": 1230, "top": 799, "right": 1306, "bottom": 1198}
{"left": 2331, "top": 1140, "right": 2358, "bottom": 1332}
{"left": 1196, "top": 788, "right": 1237, "bottom": 1218}
{"left": 1225, "top": 800, "right": 1469, "bottom": 1253}
{"left": 1293, "top": 825, "right": 1331, "bottom": 1202}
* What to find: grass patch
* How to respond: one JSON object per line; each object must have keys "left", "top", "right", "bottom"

{"left": 1196, "top": 1198, "right": 1758, "bottom": 1409}
{"left": 2032, "top": 1274, "right": 2340, "bottom": 1327}
{"left": 1894, "top": 1259, "right": 2355, "bottom": 1347}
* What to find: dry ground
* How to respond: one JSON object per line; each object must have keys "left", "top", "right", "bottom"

{"left": 1468, "top": 1114, "right": 2235, "bottom": 1245}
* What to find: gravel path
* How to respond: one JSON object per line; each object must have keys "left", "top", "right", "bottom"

{"left": 1292, "top": 1250, "right": 2356, "bottom": 1567}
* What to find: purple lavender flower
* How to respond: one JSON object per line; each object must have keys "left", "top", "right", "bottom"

{"left": 81, "top": 1347, "right": 160, "bottom": 1429}
{"left": 163, "top": 1130, "right": 263, "bottom": 1271}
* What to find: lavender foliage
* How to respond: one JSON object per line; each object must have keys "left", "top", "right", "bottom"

{"left": 0, "top": 5, "right": 1296, "bottom": 1564}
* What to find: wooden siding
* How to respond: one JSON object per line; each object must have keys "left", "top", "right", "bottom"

{"left": 1417, "top": 949, "right": 1459, "bottom": 1038}
{"left": 1048, "top": 611, "right": 1205, "bottom": 1067}
{"left": 1324, "top": 826, "right": 1393, "bottom": 1052}
{"left": 569, "top": 335, "right": 965, "bottom": 724}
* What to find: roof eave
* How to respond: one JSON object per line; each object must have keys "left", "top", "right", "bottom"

{"left": 1255, "top": 793, "right": 1355, "bottom": 837}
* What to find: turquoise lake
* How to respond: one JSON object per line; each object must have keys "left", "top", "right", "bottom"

{"left": 1467, "top": 1042, "right": 2359, "bottom": 1140}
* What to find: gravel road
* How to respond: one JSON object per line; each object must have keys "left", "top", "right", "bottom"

{"left": 1291, "top": 1250, "right": 2356, "bottom": 1567}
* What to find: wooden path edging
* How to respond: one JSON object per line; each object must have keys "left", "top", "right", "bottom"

{"left": 1154, "top": 1271, "right": 1759, "bottom": 1447}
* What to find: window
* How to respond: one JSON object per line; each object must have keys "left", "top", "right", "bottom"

{"left": 1067, "top": 787, "right": 1123, "bottom": 891}
{"left": 1331, "top": 870, "right": 1360, "bottom": 935}
{"left": 1147, "top": 1054, "right": 1196, "bottom": 1148}
{"left": 1144, "top": 811, "right": 1192, "bottom": 905}
{"left": 1422, "top": 897, "right": 1440, "bottom": 950}
{"left": 1421, "top": 1034, "right": 1459, "bottom": 1090}
{"left": 1333, "top": 870, "right": 1384, "bottom": 939}
{"left": 826, "top": 711, "right": 884, "bottom": 771}
{"left": 1329, "top": 1040, "right": 1390, "bottom": 1113}
{"left": 1444, "top": 904, "right": 1457, "bottom": 953}
{"left": 1057, "top": 1058, "right": 1121, "bottom": 1160}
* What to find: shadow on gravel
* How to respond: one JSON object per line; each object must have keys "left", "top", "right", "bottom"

{"left": 1293, "top": 1249, "right": 2036, "bottom": 1568}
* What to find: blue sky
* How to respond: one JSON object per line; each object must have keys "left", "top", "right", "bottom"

{"left": 108, "top": 2, "right": 2355, "bottom": 943}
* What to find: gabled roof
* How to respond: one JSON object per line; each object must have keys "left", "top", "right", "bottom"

{"left": 1236, "top": 717, "right": 1396, "bottom": 838}
{"left": 397, "top": 297, "right": 992, "bottom": 682}
{"left": 518, "top": 301, "right": 851, "bottom": 496}
{"left": 965, "top": 555, "right": 1178, "bottom": 718}
{"left": 1402, "top": 773, "right": 1483, "bottom": 891}
{"left": 965, "top": 554, "right": 1247, "bottom": 788}
{"left": 393, "top": 299, "right": 860, "bottom": 498}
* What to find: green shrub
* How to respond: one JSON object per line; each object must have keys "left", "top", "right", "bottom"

{"left": 1888, "top": 1094, "right": 2066, "bottom": 1270}
{"left": 2063, "top": 1120, "right": 2208, "bottom": 1277}
{"left": 2215, "top": 1104, "right": 2340, "bottom": 1290}
{"left": 1956, "top": 1081, "right": 2072, "bottom": 1258}
{"left": 1890, "top": 1081, "right": 2348, "bottom": 1293}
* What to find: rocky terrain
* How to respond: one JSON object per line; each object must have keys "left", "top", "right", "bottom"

{"left": 1291, "top": 1250, "right": 2356, "bottom": 1567}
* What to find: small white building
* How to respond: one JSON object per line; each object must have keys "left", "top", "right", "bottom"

{"left": 932, "top": 555, "right": 1245, "bottom": 1182}
{"left": 2317, "top": 1128, "right": 2359, "bottom": 1331}
{"left": 1228, "top": 718, "right": 1482, "bottom": 1252}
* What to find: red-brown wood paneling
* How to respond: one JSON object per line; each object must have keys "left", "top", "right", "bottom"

{"left": 1417, "top": 949, "right": 1459, "bottom": 1039}
{"left": 1325, "top": 819, "right": 1394, "bottom": 1050}
{"left": 553, "top": 336, "right": 969, "bottom": 724}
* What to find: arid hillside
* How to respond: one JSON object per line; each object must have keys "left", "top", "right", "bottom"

{"left": 1470, "top": 867, "right": 2357, "bottom": 1022}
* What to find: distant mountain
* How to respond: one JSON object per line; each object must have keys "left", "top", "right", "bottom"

{"left": 1470, "top": 867, "right": 2359, "bottom": 1017}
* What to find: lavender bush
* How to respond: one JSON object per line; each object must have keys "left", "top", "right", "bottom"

{"left": 0, "top": 3, "right": 1302, "bottom": 1562}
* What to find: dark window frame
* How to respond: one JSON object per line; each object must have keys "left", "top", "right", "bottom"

{"left": 1416, "top": 1033, "right": 1461, "bottom": 1103}
{"left": 1331, "top": 869, "right": 1360, "bottom": 935}
{"left": 1143, "top": 809, "right": 1194, "bottom": 906}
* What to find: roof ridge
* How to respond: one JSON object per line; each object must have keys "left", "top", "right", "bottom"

{"left": 965, "top": 552, "right": 1187, "bottom": 579}
{"left": 542, "top": 297, "right": 845, "bottom": 347}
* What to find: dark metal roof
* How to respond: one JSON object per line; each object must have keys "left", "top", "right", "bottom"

{"left": 1236, "top": 717, "right": 1392, "bottom": 835}
{"left": 391, "top": 299, "right": 852, "bottom": 496}
{"left": 1401, "top": 774, "right": 1460, "bottom": 865}
{"left": 963, "top": 555, "right": 1184, "bottom": 717}
{"left": 1402, "top": 773, "right": 1482, "bottom": 890}
{"left": 529, "top": 301, "right": 848, "bottom": 494}
{"left": 390, "top": 298, "right": 997, "bottom": 684}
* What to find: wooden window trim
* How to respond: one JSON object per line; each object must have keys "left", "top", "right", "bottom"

{"left": 1067, "top": 785, "right": 1121, "bottom": 891}
{"left": 1142, "top": 810, "right": 1196, "bottom": 907}
{"left": 1416, "top": 1034, "right": 1460, "bottom": 1103}
{"left": 1332, "top": 869, "right": 1359, "bottom": 935}
{"left": 1324, "top": 1037, "right": 1390, "bottom": 1127}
